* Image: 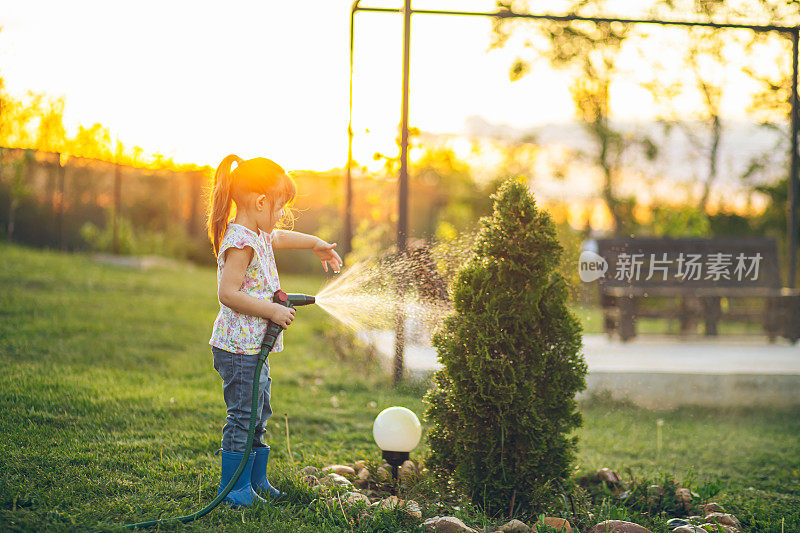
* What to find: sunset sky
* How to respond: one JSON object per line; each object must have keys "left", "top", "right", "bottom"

{"left": 0, "top": 0, "right": 781, "bottom": 173}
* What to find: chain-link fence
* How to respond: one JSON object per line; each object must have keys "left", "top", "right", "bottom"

{"left": 0, "top": 147, "right": 212, "bottom": 262}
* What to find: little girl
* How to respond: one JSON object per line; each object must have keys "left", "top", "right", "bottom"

{"left": 206, "top": 154, "right": 342, "bottom": 507}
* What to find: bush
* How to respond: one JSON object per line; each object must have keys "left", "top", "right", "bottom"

{"left": 649, "top": 203, "right": 710, "bottom": 237}
{"left": 80, "top": 208, "right": 199, "bottom": 259}
{"left": 422, "top": 178, "right": 588, "bottom": 518}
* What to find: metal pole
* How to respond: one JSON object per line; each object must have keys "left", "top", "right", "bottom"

{"left": 393, "top": 0, "right": 412, "bottom": 386}
{"left": 354, "top": 6, "right": 795, "bottom": 33}
{"left": 789, "top": 27, "right": 799, "bottom": 289}
{"left": 398, "top": 0, "right": 411, "bottom": 252}
{"left": 345, "top": 1, "right": 362, "bottom": 257}
{"left": 113, "top": 163, "right": 121, "bottom": 255}
{"left": 56, "top": 153, "right": 66, "bottom": 250}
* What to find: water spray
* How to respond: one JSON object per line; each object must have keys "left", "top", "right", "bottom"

{"left": 106, "top": 289, "right": 316, "bottom": 531}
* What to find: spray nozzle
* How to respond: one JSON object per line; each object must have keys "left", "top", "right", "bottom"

{"left": 273, "top": 290, "right": 315, "bottom": 307}
{"left": 260, "top": 290, "right": 316, "bottom": 356}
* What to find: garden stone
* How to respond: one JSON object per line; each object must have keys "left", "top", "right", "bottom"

{"left": 400, "top": 459, "right": 418, "bottom": 480}
{"left": 647, "top": 484, "right": 664, "bottom": 495}
{"left": 422, "top": 517, "right": 442, "bottom": 532}
{"left": 376, "top": 495, "right": 401, "bottom": 510}
{"left": 647, "top": 484, "right": 664, "bottom": 504}
{"left": 666, "top": 518, "right": 691, "bottom": 530}
{"left": 340, "top": 491, "right": 371, "bottom": 506}
{"left": 404, "top": 499, "right": 422, "bottom": 519}
{"left": 700, "top": 503, "right": 725, "bottom": 514}
{"left": 301, "top": 474, "right": 319, "bottom": 487}
{"left": 368, "top": 495, "right": 420, "bottom": 518}
{"left": 300, "top": 465, "right": 318, "bottom": 476}
{"left": 322, "top": 464, "right": 356, "bottom": 477}
{"left": 586, "top": 520, "right": 653, "bottom": 533}
{"left": 432, "top": 516, "right": 479, "bottom": 533}
{"left": 355, "top": 467, "right": 372, "bottom": 488}
{"left": 597, "top": 467, "right": 622, "bottom": 485}
{"left": 499, "top": 518, "right": 530, "bottom": 532}
{"left": 699, "top": 524, "right": 739, "bottom": 533}
{"left": 672, "top": 527, "right": 706, "bottom": 533}
{"left": 376, "top": 466, "right": 391, "bottom": 481}
{"left": 353, "top": 460, "right": 367, "bottom": 473}
{"left": 702, "top": 513, "right": 741, "bottom": 530}
{"left": 533, "top": 517, "right": 571, "bottom": 532}
{"left": 311, "top": 483, "right": 329, "bottom": 494}
{"left": 675, "top": 488, "right": 700, "bottom": 511}
{"left": 320, "top": 473, "right": 353, "bottom": 487}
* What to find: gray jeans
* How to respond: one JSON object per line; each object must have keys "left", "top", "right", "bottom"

{"left": 212, "top": 346, "right": 273, "bottom": 453}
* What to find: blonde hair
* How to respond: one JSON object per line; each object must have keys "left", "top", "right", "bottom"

{"left": 206, "top": 154, "right": 296, "bottom": 256}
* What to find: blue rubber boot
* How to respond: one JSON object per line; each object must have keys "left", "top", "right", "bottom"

{"left": 215, "top": 448, "right": 268, "bottom": 507}
{"left": 251, "top": 445, "right": 285, "bottom": 500}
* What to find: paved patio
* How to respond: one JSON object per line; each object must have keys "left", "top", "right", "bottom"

{"left": 358, "top": 331, "right": 800, "bottom": 410}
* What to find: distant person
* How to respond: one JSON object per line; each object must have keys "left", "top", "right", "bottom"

{"left": 206, "top": 155, "right": 342, "bottom": 507}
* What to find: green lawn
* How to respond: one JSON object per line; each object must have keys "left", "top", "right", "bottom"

{"left": 0, "top": 243, "right": 797, "bottom": 532}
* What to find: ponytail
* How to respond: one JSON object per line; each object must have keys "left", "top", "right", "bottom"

{"left": 207, "top": 154, "right": 243, "bottom": 256}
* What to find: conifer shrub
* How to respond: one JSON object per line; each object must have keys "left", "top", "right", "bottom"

{"left": 422, "top": 178, "right": 588, "bottom": 517}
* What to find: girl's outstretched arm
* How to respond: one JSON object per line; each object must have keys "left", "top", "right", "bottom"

{"left": 271, "top": 230, "right": 323, "bottom": 249}
{"left": 271, "top": 230, "right": 343, "bottom": 272}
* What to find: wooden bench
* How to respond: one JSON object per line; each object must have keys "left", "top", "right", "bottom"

{"left": 587, "top": 237, "right": 800, "bottom": 343}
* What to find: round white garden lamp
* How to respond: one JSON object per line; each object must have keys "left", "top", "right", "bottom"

{"left": 372, "top": 406, "right": 421, "bottom": 486}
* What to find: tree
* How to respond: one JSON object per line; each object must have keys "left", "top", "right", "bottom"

{"left": 423, "top": 178, "right": 588, "bottom": 517}
{"left": 638, "top": 11, "right": 724, "bottom": 215}
{"left": 731, "top": 1, "right": 800, "bottom": 274}
{"left": 640, "top": 0, "right": 793, "bottom": 218}
{"left": 492, "top": 0, "right": 654, "bottom": 235}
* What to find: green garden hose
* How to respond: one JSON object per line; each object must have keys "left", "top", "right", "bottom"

{"left": 96, "top": 291, "right": 315, "bottom": 531}
{"left": 117, "top": 354, "right": 267, "bottom": 530}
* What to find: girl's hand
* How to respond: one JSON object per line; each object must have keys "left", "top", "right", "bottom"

{"left": 267, "top": 303, "right": 295, "bottom": 329}
{"left": 313, "top": 239, "right": 343, "bottom": 273}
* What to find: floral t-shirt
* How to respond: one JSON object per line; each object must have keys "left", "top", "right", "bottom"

{"left": 209, "top": 222, "right": 283, "bottom": 355}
